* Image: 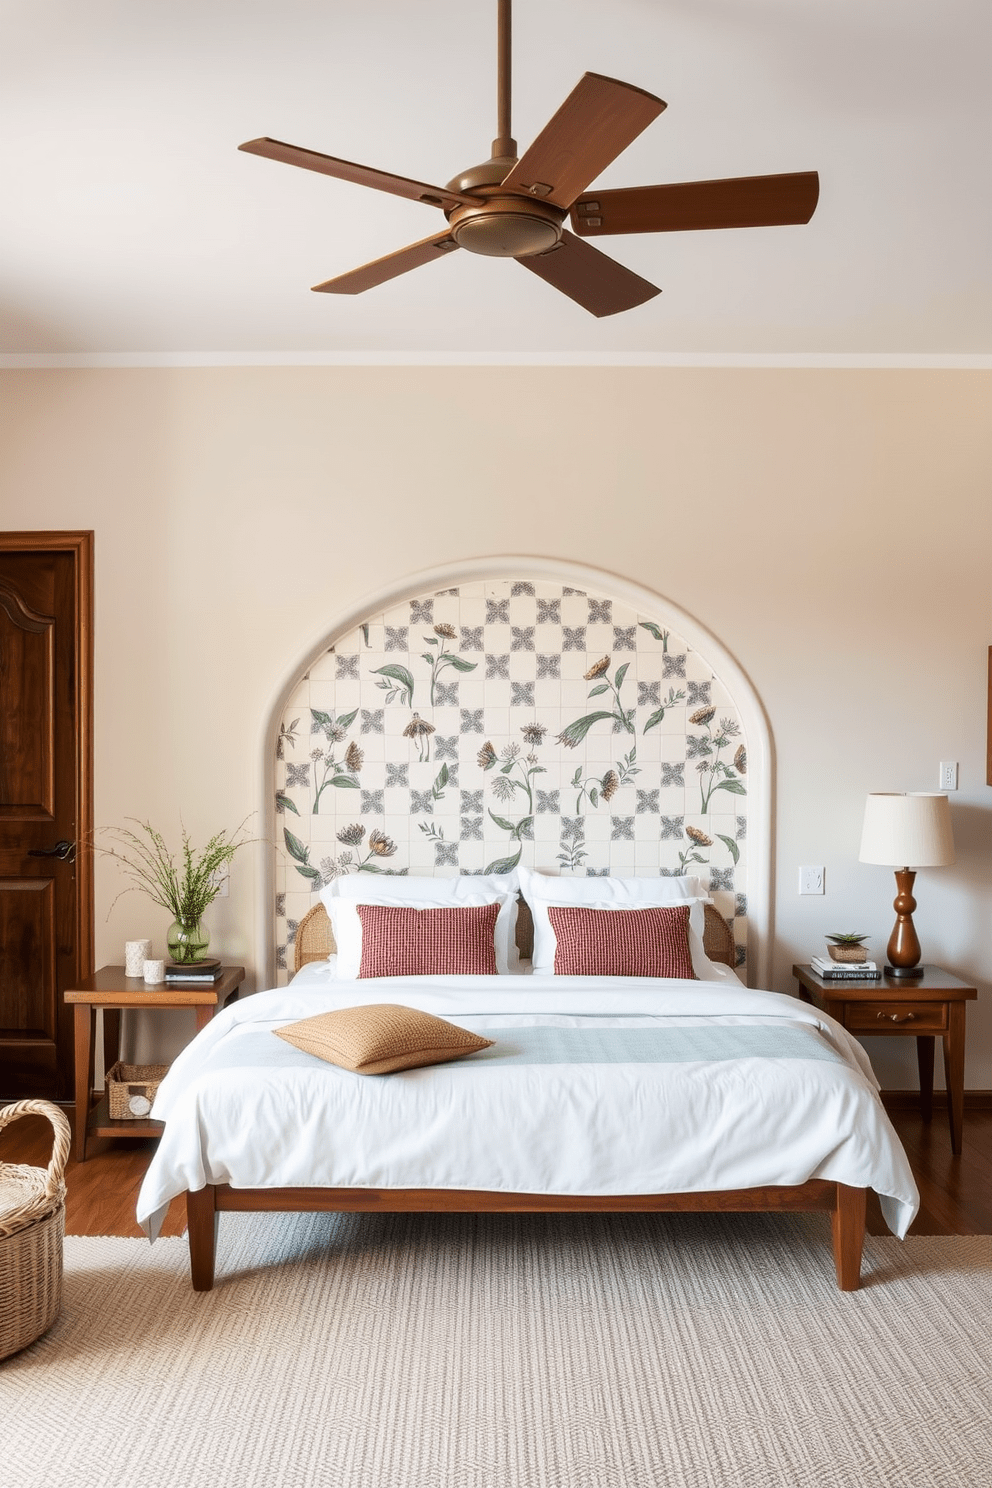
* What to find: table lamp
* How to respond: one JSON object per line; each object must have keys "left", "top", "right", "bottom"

{"left": 858, "top": 792, "right": 955, "bottom": 977}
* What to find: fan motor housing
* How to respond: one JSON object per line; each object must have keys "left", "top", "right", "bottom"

{"left": 448, "top": 198, "right": 563, "bottom": 258}
{"left": 444, "top": 165, "right": 564, "bottom": 259}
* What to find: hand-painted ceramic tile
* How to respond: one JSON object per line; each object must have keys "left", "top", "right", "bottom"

{"left": 273, "top": 580, "right": 748, "bottom": 981}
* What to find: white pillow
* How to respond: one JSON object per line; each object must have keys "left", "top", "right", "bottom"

{"left": 319, "top": 873, "right": 520, "bottom": 978}
{"left": 518, "top": 866, "right": 715, "bottom": 978}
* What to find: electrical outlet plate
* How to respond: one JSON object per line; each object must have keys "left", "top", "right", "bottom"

{"left": 939, "top": 761, "right": 958, "bottom": 791}
{"left": 799, "top": 865, "right": 825, "bottom": 895}
{"left": 209, "top": 870, "right": 230, "bottom": 898}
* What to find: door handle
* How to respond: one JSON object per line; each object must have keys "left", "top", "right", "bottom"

{"left": 28, "top": 839, "right": 76, "bottom": 863}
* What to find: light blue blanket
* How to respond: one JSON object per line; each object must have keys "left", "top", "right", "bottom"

{"left": 204, "top": 1021, "right": 844, "bottom": 1074}
{"left": 471, "top": 1023, "right": 843, "bottom": 1065}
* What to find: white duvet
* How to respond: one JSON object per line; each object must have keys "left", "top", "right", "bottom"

{"left": 137, "top": 964, "right": 919, "bottom": 1240}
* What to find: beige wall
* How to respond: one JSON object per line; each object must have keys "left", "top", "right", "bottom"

{"left": 2, "top": 365, "right": 990, "bottom": 1086}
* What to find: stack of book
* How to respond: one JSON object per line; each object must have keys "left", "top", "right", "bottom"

{"left": 164, "top": 958, "right": 223, "bottom": 986}
{"left": 810, "top": 954, "right": 880, "bottom": 981}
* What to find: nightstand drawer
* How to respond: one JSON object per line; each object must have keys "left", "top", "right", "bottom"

{"left": 844, "top": 1001, "right": 947, "bottom": 1033}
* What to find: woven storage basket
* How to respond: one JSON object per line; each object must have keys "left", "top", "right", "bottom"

{"left": 0, "top": 1099, "right": 71, "bottom": 1361}
{"left": 104, "top": 1062, "right": 170, "bottom": 1119}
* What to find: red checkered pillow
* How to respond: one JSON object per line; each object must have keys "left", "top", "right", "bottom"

{"left": 546, "top": 903, "right": 697, "bottom": 978}
{"left": 357, "top": 902, "right": 500, "bottom": 978}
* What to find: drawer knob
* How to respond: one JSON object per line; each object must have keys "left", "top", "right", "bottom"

{"left": 877, "top": 1011, "right": 915, "bottom": 1024}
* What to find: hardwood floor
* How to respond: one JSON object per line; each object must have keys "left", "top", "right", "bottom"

{"left": 4, "top": 1113, "right": 186, "bottom": 1238}
{"left": 874, "top": 1101, "right": 992, "bottom": 1235}
{"left": 3, "top": 1103, "right": 990, "bottom": 1239}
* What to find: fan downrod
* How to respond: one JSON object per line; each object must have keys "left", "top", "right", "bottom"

{"left": 441, "top": 2, "right": 563, "bottom": 260}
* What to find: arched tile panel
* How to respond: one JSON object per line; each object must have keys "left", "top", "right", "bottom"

{"left": 272, "top": 578, "right": 750, "bottom": 983}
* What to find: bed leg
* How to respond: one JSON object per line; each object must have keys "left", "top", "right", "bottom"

{"left": 831, "top": 1184, "right": 866, "bottom": 1291}
{"left": 186, "top": 1184, "right": 218, "bottom": 1292}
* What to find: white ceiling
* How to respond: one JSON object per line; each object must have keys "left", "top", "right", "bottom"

{"left": 2, "top": 0, "right": 990, "bottom": 361}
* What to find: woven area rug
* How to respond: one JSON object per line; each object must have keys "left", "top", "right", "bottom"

{"left": 3, "top": 1210, "right": 991, "bottom": 1488}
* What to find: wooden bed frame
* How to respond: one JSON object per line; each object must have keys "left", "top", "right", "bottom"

{"left": 187, "top": 1178, "right": 866, "bottom": 1292}
{"left": 184, "top": 900, "right": 867, "bottom": 1292}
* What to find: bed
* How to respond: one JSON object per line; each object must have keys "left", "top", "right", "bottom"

{"left": 137, "top": 876, "right": 918, "bottom": 1292}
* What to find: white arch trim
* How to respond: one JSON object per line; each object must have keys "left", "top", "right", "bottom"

{"left": 255, "top": 555, "right": 775, "bottom": 989}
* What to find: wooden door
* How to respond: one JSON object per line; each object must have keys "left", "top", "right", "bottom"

{"left": 0, "top": 532, "right": 93, "bottom": 1099}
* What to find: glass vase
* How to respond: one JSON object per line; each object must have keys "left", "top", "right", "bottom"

{"left": 167, "top": 917, "right": 210, "bottom": 965}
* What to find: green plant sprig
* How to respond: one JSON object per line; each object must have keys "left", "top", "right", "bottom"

{"left": 99, "top": 817, "right": 252, "bottom": 923}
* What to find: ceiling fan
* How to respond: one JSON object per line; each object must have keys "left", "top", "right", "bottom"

{"left": 239, "top": 0, "right": 819, "bottom": 319}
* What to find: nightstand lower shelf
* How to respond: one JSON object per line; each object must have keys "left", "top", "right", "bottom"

{"left": 66, "top": 964, "right": 246, "bottom": 1161}
{"left": 85, "top": 1093, "right": 164, "bottom": 1142}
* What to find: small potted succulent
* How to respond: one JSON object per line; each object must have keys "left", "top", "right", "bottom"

{"left": 825, "top": 932, "right": 870, "bottom": 964}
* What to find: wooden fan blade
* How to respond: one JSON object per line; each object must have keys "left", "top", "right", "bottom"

{"left": 239, "top": 138, "right": 476, "bottom": 210}
{"left": 518, "top": 230, "right": 660, "bottom": 318}
{"left": 501, "top": 73, "right": 666, "bottom": 211}
{"left": 312, "top": 233, "right": 460, "bottom": 295}
{"left": 570, "top": 171, "right": 820, "bottom": 236}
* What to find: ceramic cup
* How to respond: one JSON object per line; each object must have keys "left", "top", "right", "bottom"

{"left": 125, "top": 938, "right": 153, "bottom": 977}
{"left": 143, "top": 958, "right": 165, "bottom": 985}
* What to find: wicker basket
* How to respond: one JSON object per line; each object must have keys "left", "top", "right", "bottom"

{"left": 0, "top": 1099, "right": 71, "bottom": 1361}
{"left": 104, "top": 1062, "right": 170, "bottom": 1120}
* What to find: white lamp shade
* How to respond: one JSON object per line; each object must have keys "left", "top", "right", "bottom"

{"left": 859, "top": 792, "right": 955, "bottom": 868}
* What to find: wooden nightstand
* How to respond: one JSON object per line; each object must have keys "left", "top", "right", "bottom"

{"left": 792, "top": 964, "right": 977, "bottom": 1154}
{"left": 65, "top": 964, "right": 245, "bottom": 1162}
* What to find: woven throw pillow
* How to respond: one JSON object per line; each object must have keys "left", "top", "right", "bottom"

{"left": 356, "top": 902, "right": 500, "bottom": 978}
{"left": 274, "top": 1003, "right": 494, "bottom": 1075}
{"left": 517, "top": 866, "right": 712, "bottom": 977}
{"left": 546, "top": 903, "right": 697, "bottom": 979}
{"left": 319, "top": 872, "right": 520, "bottom": 978}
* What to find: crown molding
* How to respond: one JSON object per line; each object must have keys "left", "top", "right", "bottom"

{"left": 2, "top": 351, "right": 991, "bottom": 370}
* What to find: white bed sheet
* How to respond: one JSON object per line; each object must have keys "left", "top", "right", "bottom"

{"left": 137, "top": 965, "right": 919, "bottom": 1241}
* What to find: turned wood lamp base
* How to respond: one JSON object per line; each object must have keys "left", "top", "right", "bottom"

{"left": 884, "top": 867, "right": 924, "bottom": 978}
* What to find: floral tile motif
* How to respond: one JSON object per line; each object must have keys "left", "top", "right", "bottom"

{"left": 272, "top": 580, "right": 748, "bottom": 984}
